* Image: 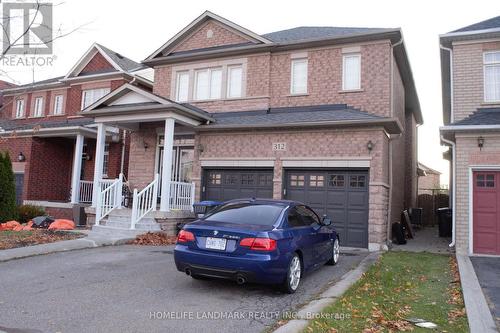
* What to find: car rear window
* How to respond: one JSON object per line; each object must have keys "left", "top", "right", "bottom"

{"left": 204, "top": 203, "right": 284, "bottom": 226}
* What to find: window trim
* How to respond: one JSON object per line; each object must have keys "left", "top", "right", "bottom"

{"left": 81, "top": 87, "right": 111, "bottom": 110}
{"left": 290, "top": 58, "right": 308, "bottom": 95}
{"left": 15, "top": 99, "right": 25, "bottom": 119}
{"left": 175, "top": 71, "right": 190, "bottom": 102}
{"left": 53, "top": 94, "right": 64, "bottom": 115}
{"left": 193, "top": 67, "right": 223, "bottom": 101}
{"left": 33, "top": 96, "right": 44, "bottom": 117}
{"left": 342, "top": 53, "right": 361, "bottom": 91}
{"left": 102, "top": 143, "right": 110, "bottom": 177}
{"left": 483, "top": 51, "right": 500, "bottom": 103}
{"left": 227, "top": 65, "right": 243, "bottom": 98}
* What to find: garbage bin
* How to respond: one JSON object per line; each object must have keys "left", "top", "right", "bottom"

{"left": 436, "top": 207, "right": 452, "bottom": 237}
{"left": 409, "top": 208, "right": 423, "bottom": 228}
{"left": 193, "top": 201, "right": 222, "bottom": 218}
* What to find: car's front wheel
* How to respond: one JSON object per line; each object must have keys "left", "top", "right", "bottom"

{"left": 282, "top": 253, "right": 302, "bottom": 293}
{"left": 326, "top": 237, "right": 340, "bottom": 265}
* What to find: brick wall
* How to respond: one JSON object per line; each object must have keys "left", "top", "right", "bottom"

{"left": 418, "top": 173, "right": 440, "bottom": 190}
{"left": 455, "top": 134, "right": 500, "bottom": 254}
{"left": 0, "top": 137, "right": 33, "bottom": 200}
{"left": 171, "top": 20, "right": 251, "bottom": 53}
{"left": 80, "top": 52, "right": 114, "bottom": 75}
{"left": 452, "top": 41, "right": 500, "bottom": 122}
{"left": 127, "top": 123, "right": 161, "bottom": 189}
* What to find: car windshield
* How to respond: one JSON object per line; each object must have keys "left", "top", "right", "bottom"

{"left": 204, "top": 203, "right": 284, "bottom": 226}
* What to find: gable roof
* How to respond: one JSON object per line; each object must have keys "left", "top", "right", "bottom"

{"left": 145, "top": 10, "right": 272, "bottom": 60}
{"left": 452, "top": 16, "right": 500, "bottom": 33}
{"left": 64, "top": 43, "right": 145, "bottom": 79}
{"left": 417, "top": 162, "right": 441, "bottom": 176}
{"left": 263, "top": 26, "right": 392, "bottom": 43}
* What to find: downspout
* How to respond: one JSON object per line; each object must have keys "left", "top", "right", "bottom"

{"left": 441, "top": 135, "right": 456, "bottom": 247}
{"left": 386, "top": 36, "right": 404, "bottom": 247}
{"left": 439, "top": 45, "right": 454, "bottom": 123}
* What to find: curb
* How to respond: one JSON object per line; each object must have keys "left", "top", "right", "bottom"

{"left": 0, "top": 236, "right": 134, "bottom": 263}
{"left": 456, "top": 254, "right": 497, "bottom": 333}
{"left": 273, "top": 251, "right": 380, "bottom": 333}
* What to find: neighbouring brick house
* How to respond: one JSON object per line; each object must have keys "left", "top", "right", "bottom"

{"left": 417, "top": 162, "right": 441, "bottom": 193}
{"left": 0, "top": 43, "right": 152, "bottom": 221}
{"left": 440, "top": 16, "right": 500, "bottom": 255}
{"left": 84, "top": 11, "right": 422, "bottom": 250}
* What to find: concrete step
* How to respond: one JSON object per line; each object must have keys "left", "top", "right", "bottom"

{"left": 89, "top": 225, "right": 145, "bottom": 238}
{"left": 105, "top": 220, "right": 161, "bottom": 231}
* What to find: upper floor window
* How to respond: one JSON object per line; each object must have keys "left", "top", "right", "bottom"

{"left": 33, "top": 97, "right": 44, "bottom": 117}
{"left": 194, "top": 67, "right": 222, "bottom": 100}
{"left": 484, "top": 51, "right": 500, "bottom": 102}
{"left": 290, "top": 58, "right": 308, "bottom": 94}
{"left": 53, "top": 95, "right": 64, "bottom": 115}
{"left": 81, "top": 87, "right": 110, "bottom": 110}
{"left": 176, "top": 71, "right": 189, "bottom": 102}
{"left": 342, "top": 53, "right": 361, "bottom": 90}
{"left": 227, "top": 65, "right": 243, "bottom": 98}
{"left": 15, "top": 99, "right": 25, "bottom": 118}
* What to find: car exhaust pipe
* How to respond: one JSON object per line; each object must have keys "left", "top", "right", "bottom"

{"left": 236, "top": 275, "right": 246, "bottom": 285}
{"left": 185, "top": 268, "right": 192, "bottom": 276}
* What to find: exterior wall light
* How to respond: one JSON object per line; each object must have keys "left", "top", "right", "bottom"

{"left": 367, "top": 140, "right": 374, "bottom": 152}
{"left": 478, "top": 136, "right": 484, "bottom": 150}
{"left": 18, "top": 152, "right": 26, "bottom": 162}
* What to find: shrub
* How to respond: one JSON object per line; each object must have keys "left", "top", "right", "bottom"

{"left": 17, "top": 205, "right": 46, "bottom": 224}
{"left": 0, "top": 152, "right": 18, "bottom": 223}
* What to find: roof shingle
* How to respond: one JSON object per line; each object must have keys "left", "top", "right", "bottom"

{"left": 452, "top": 16, "right": 500, "bottom": 33}
{"left": 452, "top": 108, "right": 500, "bottom": 126}
{"left": 262, "top": 26, "right": 392, "bottom": 43}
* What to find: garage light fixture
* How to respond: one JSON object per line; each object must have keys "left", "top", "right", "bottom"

{"left": 367, "top": 140, "right": 374, "bottom": 152}
{"left": 478, "top": 136, "right": 484, "bottom": 150}
{"left": 17, "top": 152, "right": 25, "bottom": 162}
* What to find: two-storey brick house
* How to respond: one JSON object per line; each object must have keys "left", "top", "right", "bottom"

{"left": 440, "top": 16, "right": 500, "bottom": 255}
{"left": 84, "top": 11, "right": 422, "bottom": 249}
{"left": 0, "top": 43, "right": 152, "bottom": 221}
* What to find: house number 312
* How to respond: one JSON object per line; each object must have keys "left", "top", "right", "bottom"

{"left": 272, "top": 142, "right": 286, "bottom": 151}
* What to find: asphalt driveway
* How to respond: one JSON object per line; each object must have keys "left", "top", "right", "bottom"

{"left": 471, "top": 256, "right": 500, "bottom": 330}
{"left": 0, "top": 245, "right": 367, "bottom": 333}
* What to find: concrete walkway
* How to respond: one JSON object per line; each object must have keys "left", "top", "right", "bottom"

{"left": 0, "top": 234, "right": 134, "bottom": 262}
{"left": 391, "top": 226, "right": 453, "bottom": 254}
{"left": 273, "top": 251, "right": 380, "bottom": 333}
{"left": 457, "top": 254, "right": 498, "bottom": 333}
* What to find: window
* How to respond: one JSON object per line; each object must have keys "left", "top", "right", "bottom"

{"left": 15, "top": 99, "right": 25, "bottom": 118}
{"left": 290, "top": 58, "right": 308, "bottom": 94}
{"left": 290, "top": 174, "right": 305, "bottom": 187}
{"left": 477, "top": 174, "right": 495, "bottom": 188}
{"left": 350, "top": 175, "right": 366, "bottom": 188}
{"left": 258, "top": 174, "right": 273, "bottom": 186}
{"left": 343, "top": 54, "right": 361, "bottom": 90}
{"left": 209, "top": 172, "right": 221, "bottom": 185}
{"left": 194, "top": 68, "right": 222, "bottom": 100}
{"left": 241, "top": 174, "right": 255, "bottom": 185}
{"left": 287, "top": 208, "right": 307, "bottom": 227}
{"left": 309, "top": 175, "right": 324, "bottom": 187}
{"left": 175, "top": 71, "right": 189, "bottom": 102}
{"left": 296, "top": 205, "right": 320, "bottom": 225}
{"left": 33, "top": 97, "right": 44, "bottom": 117}
{"left": 53, "top": 95, "right": 64, "bottom": 115}
{"left": 329, "top": 174, "right": 345, "bottom": 187}
{"left": 204, "top": 203, "right": 284, "bottom": 226}
{"left": 102, "top": 143, "right": 110, "bottom": 177}
{"left": 484, "top": 51, "right": 500, "bottom": 102}
{"left": 81, "top": 87, "right": 110, "bottom": 110}
{"left": 227, "top": 65, "right": 243, "bottom": 98}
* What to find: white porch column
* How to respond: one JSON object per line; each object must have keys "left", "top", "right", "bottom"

{"left": 160, "top": 118, "right": 175, "bottom": 212}
{"left": 92, "top": 123, "right": 106, "bottom": 207}
{"left": 70, "top": 134, "right": 84, "bottom": 204}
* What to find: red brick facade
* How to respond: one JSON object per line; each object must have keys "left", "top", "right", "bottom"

{"left": 80, "top": 52, "right": 114, "bottom": 75}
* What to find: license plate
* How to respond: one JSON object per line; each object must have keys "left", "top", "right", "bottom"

{"left": 206, "top": 237, "right": 227, "bottom": 250}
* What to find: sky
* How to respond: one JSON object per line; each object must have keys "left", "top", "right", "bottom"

{"left": 2, "top": 0, "right": 500, "bottom": 185}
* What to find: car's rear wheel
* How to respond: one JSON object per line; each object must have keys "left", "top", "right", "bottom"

{"left": 326, "top": 237, "right": 340, "bottom": 265}
{"left": 282, "top": 253, "right": 302, "bottom": 293}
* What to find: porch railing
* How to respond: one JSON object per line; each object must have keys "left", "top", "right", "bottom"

{"left": 95, "top": 174, "right": 123, "bottom": 225}
{"left": 170, "top": 181, "right": 195, "bottom": 211}
{"left": 130, "top": 174, "right": 159, "bottom": 229}
{"left": 78, "top": 179, "right": 116, "bottom": 204}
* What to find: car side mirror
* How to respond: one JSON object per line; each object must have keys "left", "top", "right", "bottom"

{"left": 322, "top": 215, "right": 332, "bottom": 226}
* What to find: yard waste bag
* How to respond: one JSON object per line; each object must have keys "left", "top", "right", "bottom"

{"left": 32, "top": 216, "right": 54, "bottom": 229}
{"left": 0, "top": 220, "right": 21, "bottom": 230}
{"left": 12, "top": 225, "right": 23, "bottom": 231}
{"left": 48, "top": 219, "right": 75, "bottom": 230}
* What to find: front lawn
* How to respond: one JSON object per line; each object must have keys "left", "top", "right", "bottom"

{"left": 306, "top": 252, "right": 468, "bottom": 332}
{"left": 0, "top": 230, "right": 84, "bottom": 250}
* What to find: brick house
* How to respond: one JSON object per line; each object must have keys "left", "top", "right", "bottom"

{"left": 440, "top": 16, "right": 500, "bottom": 255}
{"left": 0, "top": 43, "right": 152, "bottom": 221}
{"left": 417, "top": 162, "right": 441, "bottom": 192}
{"left": 83, "top": 11, "right": 422, "bottom": 250}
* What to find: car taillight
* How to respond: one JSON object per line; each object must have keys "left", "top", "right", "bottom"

{"left": 177, "top": 230, "right": 195, "bottom": 243}
{"left": 239, "top": 237, "right": 276, "bottom": 251}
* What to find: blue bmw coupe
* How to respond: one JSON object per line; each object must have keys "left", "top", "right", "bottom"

{"left": 174, "top": 199, "right": 340, "bottom": 293}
